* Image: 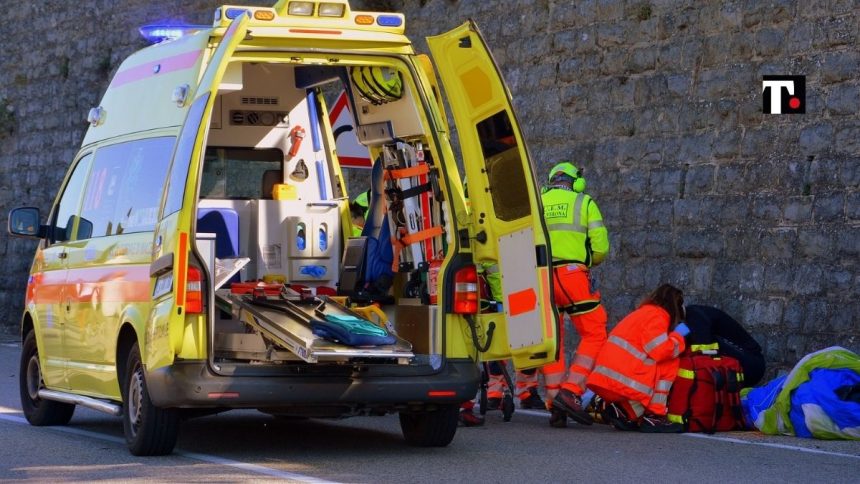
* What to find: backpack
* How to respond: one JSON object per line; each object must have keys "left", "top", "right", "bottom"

{"left": 667, "top": 353, "right": 746, "bottom": 433}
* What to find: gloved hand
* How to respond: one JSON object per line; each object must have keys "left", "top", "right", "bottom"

{"left": 674, "top": 322, "right": 690, "bottom": 337}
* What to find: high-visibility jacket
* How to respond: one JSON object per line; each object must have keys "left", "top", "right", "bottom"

{"left": 586, "top": 304, "right": 686, "bottom": 413}
{"left": 541, "top": 188, "right": 608, "bottom": 267}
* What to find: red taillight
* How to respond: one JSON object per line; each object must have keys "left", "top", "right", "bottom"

{"left": 428, "top": 390, "right": 457, "bottom": 398}
{"left": 453, "top": 265, "right": 479, "bottom": 314}
{"left": 185, "top": 266, "right": 203, "bottom": 314}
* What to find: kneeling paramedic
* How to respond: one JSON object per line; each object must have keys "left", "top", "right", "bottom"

{"left": 587, "top": 284, "right": 690, "bottom": 433}
{"left": 540, "top": 162, "right": 610, "bottom": 428}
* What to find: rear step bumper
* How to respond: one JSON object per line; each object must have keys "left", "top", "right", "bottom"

{"left": 145, "top": 359, "right": 480, "bottom": 409}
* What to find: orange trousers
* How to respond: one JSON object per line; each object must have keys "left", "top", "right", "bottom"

{"left": 542, "top": 264, "right": 607, "bottom": 403}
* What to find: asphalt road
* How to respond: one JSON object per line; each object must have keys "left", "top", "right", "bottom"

{"left": 0, "top": 332, "right": 857, "bottom": 483}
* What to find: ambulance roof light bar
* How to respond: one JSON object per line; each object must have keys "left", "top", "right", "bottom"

{"left": 211, "top": 1, "right": 405, "bottom": 33}
{"left": 139, "top": 24, "right": 209, "bottom": 44}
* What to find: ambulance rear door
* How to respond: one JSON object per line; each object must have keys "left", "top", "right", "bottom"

{"left": 147, "top": 13, "right": 251, "bottom": 370}
{"left": 427, "top": 21, "right": 558, "bottom": 369}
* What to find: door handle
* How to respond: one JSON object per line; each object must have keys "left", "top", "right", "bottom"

{"left": 58, "top": 252, "right": 68, "bottom": 259}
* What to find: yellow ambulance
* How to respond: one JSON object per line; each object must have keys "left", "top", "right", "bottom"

{"left": 8, "top": 0, "right": 558, "bottom": 455}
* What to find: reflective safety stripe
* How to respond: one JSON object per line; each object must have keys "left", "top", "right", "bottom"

{"left": 629, "top": 400, "right": 645, "bottom": 418}
{"left": 567, "top": 371, "right": 587, "bottom": 388}
{"left": 690, "top": 342, "right": 719, "bottom": 352}
{"left": 572, "top": 353, "right": 595, "bottom": 371}
{"left": 544, "top": 373, "right": 564, "bottom": 387}
{"left": 592, "top": 365, "right": 653, "bottom": 397}
{"left": 644, "top": 333, "right": 668, "bottom": 353}
{"left": 678, "top": 368, "right": 696, "bottom": 380}
{"left": 587, "top": 220, "right": 604, "bottom": 229}
{"left": 667, "top": 413, "right": 684, "bottom": 424}
{"left": 572, "top": 192, "right": 585, "bottom": 229}
{"left": 656, "top": 379, "right": 673, "bottom": 392}
{"left": 546, "top": 222, "right": 587, "bottom": 234}
{"left": 671, "top": 340, "right": 681, "bottom": 358}
{"left": 608, "top": 335, "right": 651, "bottom": 364}
{"left": 483, "top": 264, "right": 500, "bottom": 274}
{"left": 651, "top": 393, "right": 668, "bottom": 407}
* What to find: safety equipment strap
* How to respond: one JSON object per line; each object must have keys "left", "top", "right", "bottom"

{"left": 389, "top": 226, "right": 444, "bottom": 272}
{"left": 384, "top": 164, "right": 431, "bottom": 180}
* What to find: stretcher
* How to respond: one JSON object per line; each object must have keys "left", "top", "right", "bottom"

{"left": 215, "top": 289, "right": 413, "bottom": 364}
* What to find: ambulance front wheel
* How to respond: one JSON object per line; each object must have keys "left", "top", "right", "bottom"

{"left": 19, "top": 331, "right": 75, "bottom": 426}
{"left": 122, "top": 342, "right": 180, "bottom": 456}
{"left": 399, "top": 404, "right": 459, "bottom": 447}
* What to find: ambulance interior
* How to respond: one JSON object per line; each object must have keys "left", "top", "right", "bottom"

{"left": 195, "top": 60, "right": 445, "bottom": 369}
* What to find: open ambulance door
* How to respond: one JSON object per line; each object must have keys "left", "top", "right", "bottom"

{"left": 427, "top": 21, "right": 559, "bottom": 370}
{"left": 147, "top": 14, "right": 250, "bottom": 371}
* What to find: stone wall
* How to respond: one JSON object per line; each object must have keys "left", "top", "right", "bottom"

{"left": 1, "top": 0, "right": 858, "bottom": 374}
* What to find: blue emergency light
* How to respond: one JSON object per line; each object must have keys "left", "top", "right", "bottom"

{"left": 376, "top": 15, "right": 402, "bottom": 27}
{"left": 139, "top": 24, "right": 208, "bottom": 44}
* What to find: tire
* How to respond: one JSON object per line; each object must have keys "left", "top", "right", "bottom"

{"left": 399, "top": 404, "right": 459, "bottom": 447}
{"left": 502, "top": 394, "right": 515, "bottom": 422}
{"left": 122, "top": 342, "right": 180, "bottom": 456}
{"left": 19, "top": 331, "right": 75, "bottom": 426}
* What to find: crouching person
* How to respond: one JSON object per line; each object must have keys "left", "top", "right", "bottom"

{"left": 586, "top": 284, "right": 690, "bottom": 433}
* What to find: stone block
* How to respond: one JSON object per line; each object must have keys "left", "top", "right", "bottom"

{"left": 834, "top": 126, "right": 860, "bottom": 157}
{"left": 596, "top": 0, "right": 625, "bottom": 22}
{"left": 743, "top": 298, "right": 784, "bottom": 328}
{"left": 798, "top": 122, "right": 835, "bottom": 154}
{"left": 760, "top": 229, "right": 798, "bottom": 261}
{"left": 836, "top": 227, "right": 860, "bottom": 257}
{"left": 847, "top": 193, "right": 860, "bottom": 221}
{"left": 649, "top": 168, "right": 682, "bottom": 198}
{"left": 754, "top": 27, "right": 785, "bottom": 57}
{"left": 819, "top": 50, "right": 860, "bottom": 85}
{"left": 690, "top": 262, "right": 713, "bottom": 293}
{"left": 674, "top": 229, "right": 724, "bottom": 258}
{"left": 797, "top": 228, "right": 835, "bottom": 258}
{"left": 783, "top": 197, "right": 813, "bottom": 224}
{"left": 825, "top": 82, "right": 860, "bottom": 116}
{"left": 633, "top": 74, "right": 668, "bottom": 106}
{"left": 792, "top": 264, "right": 824, "bottom": 296}
{"left": 812, "top": 194, "right": 844, "bottom": 223}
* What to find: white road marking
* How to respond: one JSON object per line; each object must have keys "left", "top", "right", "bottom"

{"left": 490, "top": 406, "right": 860, "bottom": 460}
{"left": 682, "top": 432, "right": 860, "bottom": 460}
{"left": 0, "top": 406, "right": 341, "bottom": 483}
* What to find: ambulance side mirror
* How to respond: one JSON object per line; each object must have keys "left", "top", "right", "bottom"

{"left": 8, "top": 207, "right": 47, "bottom": 239}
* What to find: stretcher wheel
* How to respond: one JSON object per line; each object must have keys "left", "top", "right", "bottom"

{"left": 502, "top": 394, "right": 515, "bottom": 422}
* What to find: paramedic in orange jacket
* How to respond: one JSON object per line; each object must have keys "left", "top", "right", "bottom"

{"left": 586, "top": 284, "right": 690, "bottom": 433}
{"left": 539, "top": 162, "right": 610, "bottom": 428}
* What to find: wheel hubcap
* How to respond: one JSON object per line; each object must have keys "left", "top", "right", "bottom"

{"left": 26, "top": 354, "right": 42, "bottom": 401}
{"left": 127, "top": 369, "right": 144, "bottom": 437}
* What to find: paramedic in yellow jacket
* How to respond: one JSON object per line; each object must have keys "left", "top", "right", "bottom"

{"left": 350, "top": 190, "right": 369, "bottom": 237}
{"left": 540, "top": 162, "right": 610, "bottom": 428}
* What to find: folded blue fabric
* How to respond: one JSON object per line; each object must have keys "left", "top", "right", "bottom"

{"left": 311, "top": 315, "right": 396, "bottom": 347}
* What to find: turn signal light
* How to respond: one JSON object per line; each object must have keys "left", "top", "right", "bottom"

{"left": 354, "top": 14, "right": 374, "bottom": 25}
{"left": 254, "top": 10, "right": 275, "bottom": 21}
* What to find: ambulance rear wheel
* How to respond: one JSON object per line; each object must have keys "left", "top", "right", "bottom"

{"left": 399, "top": 404, "right": 458, "bottom": 447}
{"left": 122, "top": 342, "right": 179, "bottom": 456}
{"left": 19, "top": 331, "right": 75, "bottom": 426}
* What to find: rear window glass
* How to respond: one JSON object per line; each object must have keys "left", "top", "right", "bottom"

{"left": 200, "top": 148, "right": 283, "bottom": 199}
{"left": 476, "top": 110, "right": 530, "bottom": 222}
{"left": 80, "top": 137, "right": 175, "bottom": 238}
